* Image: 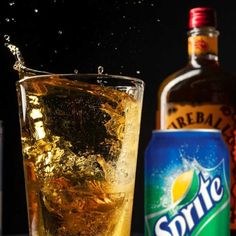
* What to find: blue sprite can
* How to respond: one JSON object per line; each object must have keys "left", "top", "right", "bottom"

{"left": 144, "top": 129, "right": 230, "bottom": 236}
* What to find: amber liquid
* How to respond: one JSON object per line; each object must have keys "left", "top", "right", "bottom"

{"left": 157, "top": 57, "right": 236, "bottom": 234}
{"left": 17, "top": 76, "right": 142, "bottom": 236}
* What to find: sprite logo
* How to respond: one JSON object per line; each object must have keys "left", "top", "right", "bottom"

{"left": 156, "top": 171, "right": 223, "bottom": 235}
{"left": 145, "top": 160, "right": 230, "bottom": 236}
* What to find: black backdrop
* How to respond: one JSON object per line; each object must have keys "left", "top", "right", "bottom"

{"left": 1, "top": 0, "right": 236, "bottom": 235}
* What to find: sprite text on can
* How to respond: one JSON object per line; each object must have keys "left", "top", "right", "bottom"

{"left": 144, "top": 130, "right": 230, "bottom": 236}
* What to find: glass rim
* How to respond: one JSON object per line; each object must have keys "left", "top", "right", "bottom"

{"left": 16, "top": 73, "right": 144, "bottom": 85}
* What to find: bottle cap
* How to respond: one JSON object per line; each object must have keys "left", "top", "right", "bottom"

{"left": 189, "top": 7, "right": 217, "bottom": 29}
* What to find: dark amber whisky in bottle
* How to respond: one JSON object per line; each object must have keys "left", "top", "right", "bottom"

{"left": 157, "top": 7, "right": 236, "bottom": 232}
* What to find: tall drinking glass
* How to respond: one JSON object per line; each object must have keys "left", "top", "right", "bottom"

{"left": 16, "top": 74, "right": 144, "bottom": 236}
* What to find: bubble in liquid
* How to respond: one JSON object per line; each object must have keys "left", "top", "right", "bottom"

{"left": 98, "top": 66, "right": 104, "bottom": 75}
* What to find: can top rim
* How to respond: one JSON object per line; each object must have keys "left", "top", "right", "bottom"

{"left": 153, "top": 129, "right": 221, "bottom": 133}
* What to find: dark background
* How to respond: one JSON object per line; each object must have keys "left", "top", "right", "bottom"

{"left": 1, "top": 0, "right": 236, "bottom": 235}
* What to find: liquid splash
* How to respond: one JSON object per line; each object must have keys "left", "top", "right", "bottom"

{"left": 4, "top": 37, "right": 107, "bottom": 79}
{"left": 4, "top": 38, "right": 51, "bottom": 79}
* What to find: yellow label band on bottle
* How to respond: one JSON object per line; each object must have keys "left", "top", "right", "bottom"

{"left": 188, "top": 36, "right": 218, "bottom": 56}
{"left": 165, "top": 104, "right": 233, "bottom": 134}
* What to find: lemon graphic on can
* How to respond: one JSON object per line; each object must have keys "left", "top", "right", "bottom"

{"left": 171, "top": 169, "right": 199, "bottom": 206}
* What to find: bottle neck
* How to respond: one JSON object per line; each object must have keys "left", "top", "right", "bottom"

{"left": 188, "top": 27, "right": 219, "bottom": 67}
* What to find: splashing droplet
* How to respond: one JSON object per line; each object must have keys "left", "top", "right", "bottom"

{"left": 98, "top": 66, "right": 104, "bottom": 75}
{"left": 5, "top": 17, "right": 16, "bottom": 23}
{"left": 4, "top": 34, "right": 11, "bottom": 42}
{"left": 9, "top": 2, "right": 15, "bottom": 6}
{"left": 5, "top": 43, "right": 25, "bottom": 67}
{"left": 74, "top": 69, "right": 79, "bottom": 74}
{"left": 5, "top": 42, "right": 50, "bottom": 79}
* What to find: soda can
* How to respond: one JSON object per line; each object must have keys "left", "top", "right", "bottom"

{"left": 144, "top": 129, "right": 230, "bottom": 236}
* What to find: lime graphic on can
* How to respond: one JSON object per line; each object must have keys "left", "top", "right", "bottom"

{"left": 145, "top": 130, "right": 230, "bottom": 236}
{"left": 172, "top": 169, "right": 199, "bottom": 206}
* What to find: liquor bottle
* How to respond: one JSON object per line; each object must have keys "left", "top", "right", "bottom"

{"left": 157, "top": 7, "right": 236, "bottom": 233}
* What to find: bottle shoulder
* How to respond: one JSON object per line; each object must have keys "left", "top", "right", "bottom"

{"left": 158, "top": 65, "right": 198, "bottom": 92}
{"left": 159, "top": 64, "right": 235, "bottom": 93}
{"left": 158, "top": 64, "right": 236, "bottom": 104}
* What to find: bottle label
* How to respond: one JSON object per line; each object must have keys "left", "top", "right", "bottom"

{"left": 162, "top": 103, "right": 236, "bottom": 229}
{"left": 188, "top": 36, "right": 218, "bottom": 56}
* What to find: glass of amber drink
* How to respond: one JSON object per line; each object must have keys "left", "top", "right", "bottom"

{"left": 16, "top": 73, "right": 144, "bottom": 236}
